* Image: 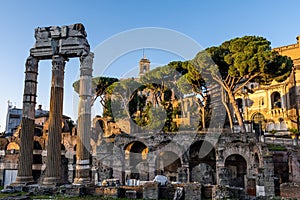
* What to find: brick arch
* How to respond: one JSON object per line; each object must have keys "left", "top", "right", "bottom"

{"left": 224, "top": 154, "right": 248, "bottom": 188}
{"left": 155, "top": 151, "right": 182, "bottom": 177}
{"left": 117, "top": 137, "right": 150, "bottom": 150}
{"left": 221, "top": 145, "right": 252, "bottom": 167}
{"left": 144, "top": 141, "right": 184, "bottom": 170}
{"left": 124, "top": 140, "right": 148, "bottom": 151}
{"left": 154, "top": 141, "right": 184, "bottom": 165}
{"left": 187, "top": 139, "right": 216, "bottom": 163}
{"left": 124, "top": 140, "right": 148, "bottom": 162}
{"left": 252, "top": 144, "right": 264, "bottom": 168}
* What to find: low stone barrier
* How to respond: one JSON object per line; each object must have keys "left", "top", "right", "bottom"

{"left": 94, "top": 186, "right": 122, "bottom": 198}
{"left": 184, "top": 183, "right": 201, "bottom": 200}
{"left": 212, "top": 185, "right": 245, "bottom": 200}
{"left": 160, "top": 183, "right": 201, "bottom": 200}
{"left": 143, "top": 182, "right": 159, "bottom": 200}
{"left": 125, "top": 190, "right": 137, "bottom": 199}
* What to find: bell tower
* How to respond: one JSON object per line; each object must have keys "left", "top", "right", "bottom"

{"left": 139, "top": 50, "right": 150, "bottom": 77}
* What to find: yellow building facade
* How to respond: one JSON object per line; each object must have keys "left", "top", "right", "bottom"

{"left": 237, "top": 36, "right": 300, "bottom": 134}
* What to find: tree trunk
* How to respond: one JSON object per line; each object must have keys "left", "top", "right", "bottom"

{"left": 227, "top": 91, "right": 246, "bottom": 133}
{"left": 200, "top": 107, "right": 205, "bottom": 129}
{"left": 221, "top": 89, "right": 233, "bottom": 130}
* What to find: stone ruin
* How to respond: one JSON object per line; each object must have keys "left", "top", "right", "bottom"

{"left": 14, "top": 23, "right": 93, "bottom": 186}
{"left": 1, "top": 23, "right": 299, "bottom": 200}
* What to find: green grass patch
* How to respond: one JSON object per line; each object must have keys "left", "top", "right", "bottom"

{"left": 267, "top": 144, "right": 287, "bottom": 151}
{"left": 0, "top": 192, "right": 27, "bottom": 198}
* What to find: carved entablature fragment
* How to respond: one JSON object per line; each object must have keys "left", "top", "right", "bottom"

{"left": 31, "top": 23, "right": 90, "bottom": 59}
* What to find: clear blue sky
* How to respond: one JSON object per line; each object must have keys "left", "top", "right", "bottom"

{"left": 0, "top": 0, "right": 300, "bottom": 131}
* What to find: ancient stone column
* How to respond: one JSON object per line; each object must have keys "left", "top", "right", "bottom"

{"left": 15, "top": 56, "right": 39, "bottom": 184}
{"left": 42, "top": 55, "right": 66, "bottom": 185}
{"left": 74, "top": 52, "right": 94, "bottom": 185}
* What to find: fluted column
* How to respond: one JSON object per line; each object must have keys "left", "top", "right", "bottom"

{"left": 15, "top": 56, "right": 39, "bottom": 184}
{"left": 42, "top": 55, "right": 66, "bottom": 185}
{"left": 73, "top": 52, "right": 94, "bottom": 185}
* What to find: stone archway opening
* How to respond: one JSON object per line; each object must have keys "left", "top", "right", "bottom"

{"left": 254, "top": 153, "right": 259, "bottom": 163}
{"left": 254, "top": 153, "right": 260, "bottom": 172}
{"left": 225, "top": 154, "right": 247, "bottom": 188}
{"left": 155, "top": 151, "right": 181, "bottom": 182}
{"left": 124, "top": 141, "right": 148, "bottom": 180}
{"left": 189, "top": 140, "right": 216, "bottom": 184}
{"left": 6, "top": 142, "right": 20, "bottom": 151}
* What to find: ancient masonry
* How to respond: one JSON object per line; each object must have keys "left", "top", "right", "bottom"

{"left": 14, "top": 24, "right": 93, "bottom": 186}
{"left": 3, "top": 24, "right": 299, "bottom": 199}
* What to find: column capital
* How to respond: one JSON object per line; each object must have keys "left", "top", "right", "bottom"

{"left": 80, "top": 52, "right": 94, "bottom": 60}
{"left": 25, "top": 56, "right": 39, "bottom": 72}
{"left": 52, "top": 55, "right": 67, "bottom": 70}
{"left": 80, "top": 52, "right": 94, "bottom": 69}
{"left": 51, "top": 55, "right": 66, "bottom": 88}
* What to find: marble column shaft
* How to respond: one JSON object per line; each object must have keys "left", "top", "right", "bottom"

{"left": 15, "top": 56, "right": 39, "bottom": 184}
{"left": 43, "top": 55, "right": 66, "bottom": 185}
{"left": 74, "top": 52, "right": 93, "bottom": 185}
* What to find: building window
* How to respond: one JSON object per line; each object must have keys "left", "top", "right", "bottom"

{"left": 271, "top": 92, "right": 281, "bottom": 109}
